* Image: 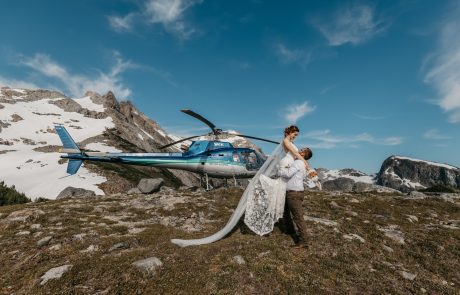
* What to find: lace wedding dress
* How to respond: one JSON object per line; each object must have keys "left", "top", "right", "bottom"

{"left": 243, "top": 144, "right": 297, "bottom": 235}
{"left": 171, "top": 142, "right": 302, "bottom": 247}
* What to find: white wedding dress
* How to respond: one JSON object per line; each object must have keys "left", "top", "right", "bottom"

{"left": 171, "top": 142, "right": 303, "bottom": 247}
{"left": 243, "top": 144, "right": 297, "bottom": 235}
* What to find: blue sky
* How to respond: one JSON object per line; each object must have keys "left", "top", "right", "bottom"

{"left": 1, "top": 0, "right": 459, "bottom": 173}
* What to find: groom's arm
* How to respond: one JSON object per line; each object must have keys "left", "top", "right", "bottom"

{"left": 278, "top": 161, "right": 301, "bottom": 179}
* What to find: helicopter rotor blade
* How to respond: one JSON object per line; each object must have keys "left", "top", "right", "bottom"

{"left": 181, "top": 109, "right": 218, "bottom": 134}
{"left": 233, "top": 134, "right": 280, "bottom": 145}
{"left": 159, "top": 135, "right": 203, "bottom": 149}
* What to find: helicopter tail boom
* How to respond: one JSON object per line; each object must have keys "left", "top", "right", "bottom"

{"left": 55, "top": 125, "right": 84, "bottom": 175}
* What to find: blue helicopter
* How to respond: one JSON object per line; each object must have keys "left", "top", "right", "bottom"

{"left": 56, "top": 110, "right": 279, "bottom": 189}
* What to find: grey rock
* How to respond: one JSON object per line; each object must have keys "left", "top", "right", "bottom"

{"left": 343, "top": 234, "right": 365, "bottom": 243}
{"left": 352, "top": 182, "right": 374, "bottom": 192}
{"left": 49, "top": 244, "right": 62, "bottom": 251}
{"left": 407, "top": 191, "right": 426, "bottom": 198}
{"left": 382, "top": 245, "right": 394, "bottom": 253}
{"left": 322, "top": 177, "right": 355, "bottom": 191}
{"left": 109, "top": 242, "right": 129, "bottom": 252}
{"left": 81, "top": 245, "right": 98, "bottom": 253}
{"left": 137, "top": 178, "right": 164, "bottom": 194}
{"left": 127, "top": 187, "right": 142, "bottom": 195}
{"left": 399, "top": 271, "right": 417, "bottom": 281}
{"left": 3, "top": 209, "right": 45, "bottom": 223}
{"left": 406, "top": 215, "right": 419, "bottom": 223}
{"left": 30, "top": 223, "right": 42, "bottom": 230}
{"left": 132, "top": 257, "right": 163, "bottom": 274}
{"left": 37, "top": 236, "right": 53, "bottom": 247}
{"left": 16, "top": 230, "right": 30, "bottom": 236}
{"left": 40, "top": 264, "right": 73, "bottom": 285}
{"left": 384, "top": 230, "right": 405, "bottom": 245}
{"left": 57, "top": 187, "right": 96, "bottom": 199}
{"left": 233, "top": 255, "right": 246, "bottom": 265}
{"left": 304, "top": 216, "right": 338, "bottom": 227}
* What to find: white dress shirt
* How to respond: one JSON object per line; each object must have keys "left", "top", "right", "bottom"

{"left": 278, "top": 159, "right": 306, "bottom": 191}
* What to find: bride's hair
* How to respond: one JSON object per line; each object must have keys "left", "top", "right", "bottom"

{"left": 284, "top": 125, "right": 300, "bottom": 137}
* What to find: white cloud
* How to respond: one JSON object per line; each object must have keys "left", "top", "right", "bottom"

{"left": 424, "top": 5, "right": 460, "bottom": 123}
{"left": 108, "top": 0, "right": 202, "bottom": 40}
{"left": 313, "top": 4, "right": 387, "bottom": 46}
{"left": 0, "top": 76, "right": 40, "bottom": 89}
{"left": 423, "top": 128, "right": 452, "bottom": 140}
{"left": 284, "top": 101, "right": 316, "bottom": 123}
{"left": 108, "top": 13, "right": 135, "bottom": 32}
{"left": 299, "top": 129, "right": 403, "bottom": 149}
{"left": 274, "top": 42, "right": 311, "bottom": 66}
{"left": 19, "top": 52, "right": 133, "bottom": 100}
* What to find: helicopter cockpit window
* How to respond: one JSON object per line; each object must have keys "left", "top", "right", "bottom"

{"left": 186, "top": 141, "right": 209, "bottom": 155}
{"left": 232, "top": 152, "right": 240, "bottom": 162}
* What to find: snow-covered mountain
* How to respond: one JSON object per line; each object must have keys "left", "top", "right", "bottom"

{"left": 0, "top": 88, "right": 192, "bottom": 199}
{"left": 377, "top": 155, "right": 460, "bottom": 192}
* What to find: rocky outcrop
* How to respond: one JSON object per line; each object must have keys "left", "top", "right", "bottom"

{"left": 377, "top": 156, "right": 460, "bottom": 193}
{"left": 56, "top": 187, "right": 97, "bottom": 199}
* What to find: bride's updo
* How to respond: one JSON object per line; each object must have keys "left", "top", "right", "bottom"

{"left": 284, "top": 125, "right": 299, "bottom": 137}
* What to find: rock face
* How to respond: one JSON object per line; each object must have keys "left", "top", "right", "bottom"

{"left": 377, "top": 156, "right": 460, "bottom": 193}
{"left": 57, "top": 187, "right": 97, "bottom": 199}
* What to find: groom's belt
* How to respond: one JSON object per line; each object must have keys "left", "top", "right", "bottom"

{"left": 287, "top": 190, "right": 304, "bottom": 193}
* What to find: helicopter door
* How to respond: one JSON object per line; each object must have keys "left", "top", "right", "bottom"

{"left": 240, "top": 151, "right": 260, "bottom": 171}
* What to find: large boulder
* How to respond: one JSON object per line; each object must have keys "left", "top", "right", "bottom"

{"left": 137, "top": 178, "right": 164, "bottom": 194}
{"left": 322, "top": 177, "right": 355, "bottom": 191}
{"left": 377, "top": 156, "right": 460, "bottom": 193}
{"left": 56, "top": 187, "right": 96, "bottom": 199}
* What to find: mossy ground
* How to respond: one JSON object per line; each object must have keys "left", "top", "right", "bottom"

{"left": 0, "top": 189, "right": 459, "bottom": 294}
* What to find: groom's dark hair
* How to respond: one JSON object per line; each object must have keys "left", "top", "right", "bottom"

{"left": 300, "top": 148, "right": 313, "bottom": 160}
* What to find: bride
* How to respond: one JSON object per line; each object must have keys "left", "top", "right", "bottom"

{"left": 171, "top": 125, "right": 313, "bottom": 247}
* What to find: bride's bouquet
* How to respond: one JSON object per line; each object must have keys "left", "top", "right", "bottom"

{"left": 305, "top": 168, "right": 322, "bottom": 190}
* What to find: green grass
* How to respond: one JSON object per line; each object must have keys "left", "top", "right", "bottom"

{"left": 0, "top": 190, "right": 459, "bottom": 294}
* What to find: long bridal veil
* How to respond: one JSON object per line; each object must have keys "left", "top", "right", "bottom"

{"left": 171, "top": 143, "right": 286, "bottom": 247}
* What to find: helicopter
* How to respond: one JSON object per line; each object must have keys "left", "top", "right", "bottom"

{"left": 56, "top": 110, "right": 279, "bottom": 190}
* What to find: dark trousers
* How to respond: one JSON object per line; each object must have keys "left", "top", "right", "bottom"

{"left": 283, "top": 191, "right": 308, "bottom": 244}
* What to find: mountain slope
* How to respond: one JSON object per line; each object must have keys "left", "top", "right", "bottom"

{"left": 0, "top": 87, "right": 265, "bottom": 199}
{"left": 0, "top": 88, "right": 202, "bottom": 199}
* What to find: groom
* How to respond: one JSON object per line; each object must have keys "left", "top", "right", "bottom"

{"left": 279, "top": 147, "right": 313, "bottom": 249}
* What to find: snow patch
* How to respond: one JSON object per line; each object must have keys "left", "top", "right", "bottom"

{"left": 393, "top": 156, "right": 458, "bottom": 170}
{"left": 0, "top": 95, "right": 115, "bottom": 200}
{"left": 73, "top": 96, "right": 105, "bottom": 112}
{"left": 321, "top": 169, "right": 375, "bottom": 184}
{"left": 85, "top": 142, "right": 122, "bottom": 153}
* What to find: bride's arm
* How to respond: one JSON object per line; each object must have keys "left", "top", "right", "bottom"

{"left": 283, "top": 138, "right": 311, "bottom": 169}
